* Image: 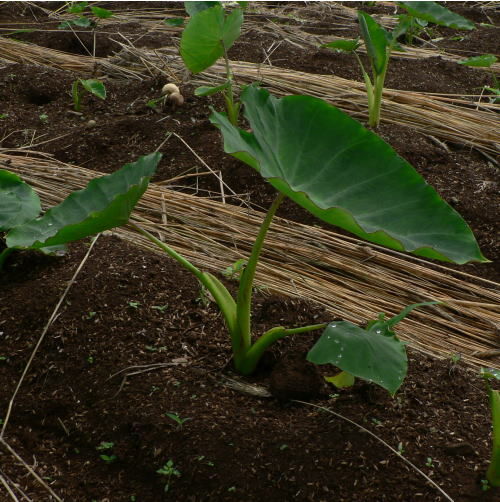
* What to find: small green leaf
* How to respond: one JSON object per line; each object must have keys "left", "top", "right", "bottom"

{"left": 321, "top": 38, "right": 360, "bottom": 53}
{"left": 358, "top": 11, "right": 388, "bottom": 75}
{"left": 0, "top": 170, "right": 41, "bottom": 231}
{"left": 80, "top": 79, "right": 106, "bottom": 100}
{"left": 398, "top": 1, "right": 475, "bottom": 30}
{"left": 71, "top": 17, "right": 94, "bottom": 28}
{"left": 459, "top": 54, "right": 497, "bottom": 67}
{"left": 90, "top": 6, "right": 113, "bottom": 18}
{"left": 185, "top": 1, "right": 220, "bottom": 16}
{"left": 325, "top": 371, "right": 355, "bottom": 388}
{"left": 164, "top": 18, "right": 185, "bottom": 27}
{"left": 482, "top": 368, "right": 500, "bottom": 381}
{"left": 307, "top": 321, "right": 407, "bottom": 395}
{"left": 67, "top": 1, "right": 88, "bottom": 14}
{"left": 195, "top": 82, "right": 230, "bottom": 96}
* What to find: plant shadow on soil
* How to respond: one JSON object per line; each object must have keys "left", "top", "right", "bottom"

{"left": 0, "top": 1, "right": 499, "bottom": 501}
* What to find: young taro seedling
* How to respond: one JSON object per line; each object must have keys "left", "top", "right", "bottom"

{"left": 132, "top": 85, "right": 486, "bottom": 396}
{"left": 322, "top": 2, "right": 474, "bottom": 127}
{"left": 0, "top": 153, "right": 161, "bottom": 270}
{"left": 481, "top": 368, "right": 500, "bottom": 487}
{"left": 180, "top": 1, "right": 245, "bottom": 125}
{"left": 72, "top": 78, "right": 106, "bottom": 112}
{"left": 58, "top": 1, "right": 113, "bottom": 30}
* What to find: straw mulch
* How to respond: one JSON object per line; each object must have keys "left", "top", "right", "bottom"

{"left": 2, "top": 151, "right": 499, "bottom": 370}
{"left": 1, "top": 36, "right": 497, "bottom": 155}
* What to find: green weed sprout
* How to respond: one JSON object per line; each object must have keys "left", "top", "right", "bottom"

{"left": 459, "top": 54, "right": 499, "bottom": 104}
{"left": 322, "top": 2, "right": 474, "bottom": 127}
{"left": 132, "top": 85, "right": 486, "bottom": 395}
{"left": 180, "top": 1, "right": 245, "bottom": 125}
{"left": 0, "top": 154, "right": 160, "bottom": 270}
{"left": 481, "top": 368, "right": 500, "bottom": 487}
{"left": 72, "top": 78, "right": 106, "bottom": 112}
{"left": 157, "top": 460, "right": 181, "bottom": 493}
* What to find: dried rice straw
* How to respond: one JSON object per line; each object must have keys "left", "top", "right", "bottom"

{"left": 2, "top": 152, "right": 498, "bottom": 370}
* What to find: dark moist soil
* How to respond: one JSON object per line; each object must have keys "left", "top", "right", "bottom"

{"left": 0, "top": 2, "right": 499, "bottom": 501}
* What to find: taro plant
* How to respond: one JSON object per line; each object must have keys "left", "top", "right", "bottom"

{"left": 481, "top": 368, "right": 500, "bottom": 487}
{"left": 0, "top": 153, "right": 161, "bottom": 270}
{"left": 58, "top": 1, "right": 113, "bottom": 30}
{"left": 132, "top": 85, "right": 486, "bottom": 396}
{"left": 72, "top": 78, "right": 106, "bottom": 112}
{"left": 180, "top": 1, "right": 245, "bottom": 125}
{"left": 322, "top": 2, "right": 474, "bottom": 127}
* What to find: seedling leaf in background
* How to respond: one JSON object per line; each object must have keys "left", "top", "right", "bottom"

{"left": 481, "top": 368, "right": 500, "bottom": 487}
{"left": 80, "top": 79, "right": 106, "bottom": 100}
{"left": 459, "top": 54, "right": 498, "bottom": 67}
{"left": 321, "top": 38, "right": 360, "bottom": 53}
{"left": 0, "top": 170, "right": 41, "bottom": 231}
{"left": 184, "top": 1, "right": 221, "bottom": 17}
{"left": 398, "top": 1, "right": 475, "bottom": 30}
{"left": 164, "top": 18, "right": 185, "bottom": 27}
{"left": 210, "top": 85, "right": 486, "bottom": 264}
{"left": 180, "top": 3, "right": 243, "bottom": 73}
{"left": 90, "top": 6, "right": 113, "bottom": 19}
{"left": 67, "top": 2, "right": 88, "bottom": 14}
{"left": 195, "top": 82, "right": 230, "bottom": 97}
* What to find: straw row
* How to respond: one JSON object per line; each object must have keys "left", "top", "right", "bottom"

{"left": 2, "top": 151, "right": 498, "bottom": 369}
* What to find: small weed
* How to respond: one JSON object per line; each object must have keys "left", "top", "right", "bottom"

{"left": 39, "top": 113, "right": 49, "bottom": 124}
{"left": 371, "top": 417, "right": 382, "bottom": 426}
{"left": 397, "top": 442, "right": 405, "bottom": 455}
{"left": 227, "top": 486, "right": 236, "bottom": 493}
{"left": 157, "top": 459, "right": 181, "bottom": 493}
{"left": 87, "top": 355, "right": 94, "bottom": 364}
{"left": 279, "top": 444, "right": 288, "bottom": 451}
{"left": 196, "top": 455, "right": 215, "bottom": 466}
{"left": 0, "top": 113, "right": 9, "bottom": 119}
{"left": 151, "top": 304, "right": 168, "bottom": 312}
{"left": 128, "top": 301, "right": 141, "bottom": 309}
{"left": 96, "top": 441, "right": 116, "bottom": 463}
{"left": 165, "top": 412, "right": 191, "bottom": 430}
{"left": 481, "top": 479, "right": 491, "bottom": 491}
{"left": 425, "top": 457, "right": 434, "bottom": 467}
{"left": 85, "top": 311, "right": 97, "bottom": 320}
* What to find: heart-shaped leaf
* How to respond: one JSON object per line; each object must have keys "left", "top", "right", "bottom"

{"left": 80, "top": 79, "right": 106, "bottom": 100}
{"left": 6, "top": 153, "right": 161, "bottom": 249}
{"left": 0, "top": 169, "right": 41, "bottom": 231}
{"left": 307, "top": 321, "right": 407, "bottom": 395}
{"left": 210, "top": 86, "right": 486, "bottom": 264}
{"left": 398, "top": 2, "right": 475, "bottom": 30}
{"left": 180, "top": 4, "right": 243, "bottom": 73}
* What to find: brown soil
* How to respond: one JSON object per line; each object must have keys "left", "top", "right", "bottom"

{"left": 0, "top": 2, "right": 499, "bottom": 501}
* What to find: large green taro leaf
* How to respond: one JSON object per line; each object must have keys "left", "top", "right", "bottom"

{"left": 180, "top": 4, "right": 242, "bottom": 73}
{"left": 398, "top": 2, "right": 475, "bottom": 30}
{"left": 0, "top": 169, "right": 41, "bottom": 231}
{"left": 6, "top": 153, "right": 161, "bottom": 249}
{"left": 307, "top": 321, "right": 407, "bottom": 395}
{"left": 210, "top": 86, "right": 486, "bottom": 264}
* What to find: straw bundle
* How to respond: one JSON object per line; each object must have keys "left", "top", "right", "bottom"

{"left": 2, "top": 151, "right": 498, "bottom": 369}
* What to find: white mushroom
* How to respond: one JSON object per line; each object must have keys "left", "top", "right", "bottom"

{"left": 168, "top": 92, "right": 184, "bottom": 106}
{"left": 161, "top": 83, "right": 180, "bottom": 96}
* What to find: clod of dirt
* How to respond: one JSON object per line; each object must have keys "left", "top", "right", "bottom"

{"left": 270, "top": 351, "right": 328, "bottom": 401}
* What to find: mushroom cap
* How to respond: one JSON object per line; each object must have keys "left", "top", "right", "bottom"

{"left": 161, "top": 83, "right": 180, "bottom": 96}
{"left": 168, "top": 92, "right": 184, "bottom": 106}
